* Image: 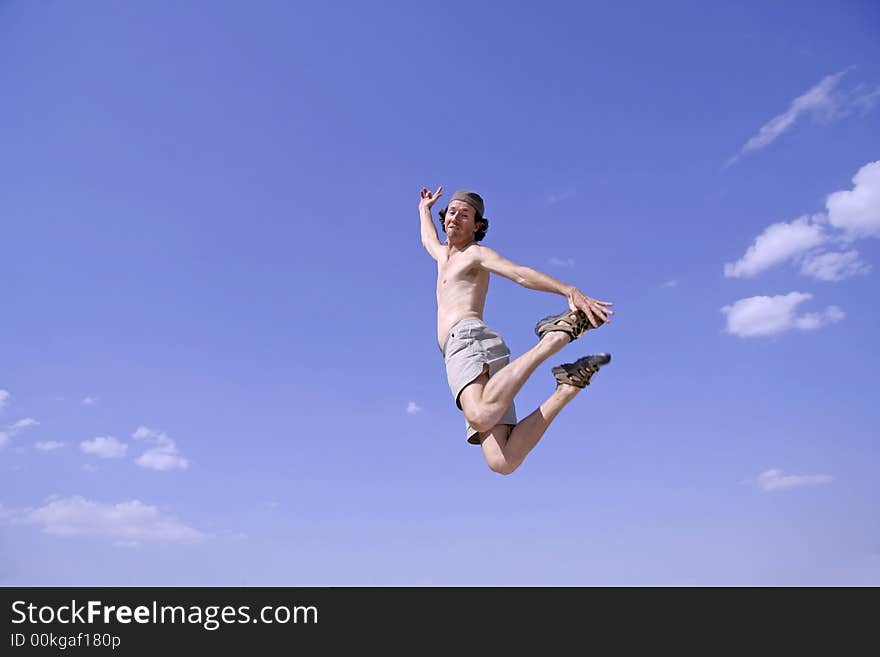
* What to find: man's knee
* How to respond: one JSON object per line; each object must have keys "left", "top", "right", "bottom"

{"left": 464, "top": 408, "right": 498, "bottom": 433}
{"left": 485, "top": 454, "right": 516, "bottom": 476}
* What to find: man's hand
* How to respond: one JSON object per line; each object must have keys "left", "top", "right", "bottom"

{"left": 567, "top": 288, "right": 614, "bottom": 329}
{"left": 419, "top": 186, "right": 445, "bottom": 261}
{"left": 419, "top": 186, "right": 443, "bottom": 213}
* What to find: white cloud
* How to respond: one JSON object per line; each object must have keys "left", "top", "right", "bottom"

{"left": 2, "top": 417, "right": 40, "bottom": 444}
{"left": 724, "top": 215, "right": 826, "bottom": 278}
{"left": 9, "top": 417, "right": 39, "bottom": 433}
{"left": 757, "top": 468, "right": 833, "bottom": 492}
{"left": 0, "top": 390, "right": 9, "bottom": 410}
{"left": 132, "top": 426, "right": 160, "bottom": 441}
{"left": 724, "top": 161, "right": 880, "bottom": 281}
{"left": 6, "top": 496, "right": 203, "bottom": 542}
{"left": 81, "top": 396, "right": 98, "bottom": 406}
{"left": 721, "top": 292, "right": 844, "bottom": 337}
{"left": 136, "top": 449, "right": 189, "bottom": 471}
{"left": 35, "top": 441, "right": 64, "bottom": 451}
{"left": 661, "top": 280, "right": 679, "bottom": 288}
{"left": 826, "top": 160, "right": 880, "bottom": 239}
{"left": 549, "top": 256, "right": 576, "bottom": 268}
{"left": 793, "top": 304, "right": 845, "bottom": 330}
{"left": 79, "top": 436, "right": 128, "bottom": 459}
{"left": 728, "top": 71, "right": 846, "bottom": 164}
{"left": 406, "top": 401, "right": 423, "bottom": 415}
{"left": 133, "top": 425, "right": 189, "bottom": 471}
{"left": 800, "top": 250, "right": 871, "bottom": 281}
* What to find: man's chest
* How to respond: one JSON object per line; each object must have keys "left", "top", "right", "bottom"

{"left": 438, "top": 255, "right": 483, "bottom": 286}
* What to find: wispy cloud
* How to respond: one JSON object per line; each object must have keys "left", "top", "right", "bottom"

{"left": 81, "top": 396, "right": 98, "bottom": 406}
{"left": 35, "top": 441, "right": 64, "bottom": 452}
{"left": 549, "top": 256, "right": 576, "bottom": 268}
{"left": 724, "top": 215, "right": 826, "bottom": 278}
{"left": 0, "top": 390, "right": 9, "bottom": 410}
{"left": 1, "top": 416, "right": 40, "bottom": 446}
{"left": 9, "top": 417, "right": 39, "bottom": 434}
{"left": 757, "top": 468, "right": 833, "bottom": 492}
{"left": 744, "top": 72, "right": 843, "bottom": 149}
{"left": 721, "top": 292, "right": 844, "bottom": 337}
{"left": 406, "top": 401, "right": 423, "bottom": 415}
{"left": 3, "top": 496, "right": 203, "bottom": 543}
{"left": 133, "top": 426, "right": 189, "bottom": 471}
{"left": 661, "top": 280, "right": 679, "bottom": 288}
{"left": 850, "top": 83, "right": 880, "bottom": 114}
{"left": 826, "top": 160, "right": 880, "bottom": 239}
{"left": 80, "top": 436, "right": 128, "bottom": 459}
{"left": 727, "top": 71, "right": 854, "bottom": 166}
{"left": 800, "top": 250, "right": 871, "bottom": 281}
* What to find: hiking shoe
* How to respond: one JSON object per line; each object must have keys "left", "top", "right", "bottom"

{"left": 552, "top": 353, "right": 611, "bottom": 388}
{"left": 535, "top": 309, "right": 591, "bottom": 342}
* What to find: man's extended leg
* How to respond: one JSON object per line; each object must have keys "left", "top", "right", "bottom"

{"left": 478, "top": 383, "right": 580, "bottom": 475}
{"left": 458, "top": 331, "right": 569, "bottom": 433}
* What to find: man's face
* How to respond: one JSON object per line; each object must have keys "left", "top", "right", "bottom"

{"left": 445, "top": 200, "right": 478, "bottom": 240}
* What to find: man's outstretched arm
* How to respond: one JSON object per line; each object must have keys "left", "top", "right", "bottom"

{"left": 419, "top": 186, "right": 445, "bottom": 261}
{"left": 477, "top": 246, "right": 614, "bottom": 328}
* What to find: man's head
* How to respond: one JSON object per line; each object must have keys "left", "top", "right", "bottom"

{"left": 439, "top": 189, "right": 489, "bottom": 242}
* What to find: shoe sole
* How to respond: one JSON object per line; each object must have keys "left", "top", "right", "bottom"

{"left": 553, "top": 353, "right": 611, "bottom": 388}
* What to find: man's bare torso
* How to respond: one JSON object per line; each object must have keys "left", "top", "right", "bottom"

{"left": 436, "top": 244, "right": 489, "bottom": 348}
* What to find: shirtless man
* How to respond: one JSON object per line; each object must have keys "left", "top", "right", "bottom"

{"left": 419, "top": 186, "right": 614, "bottom": 475}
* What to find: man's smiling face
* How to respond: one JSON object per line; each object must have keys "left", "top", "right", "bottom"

{"left": 444, "top": 200, "right": 479, "bottom": 242}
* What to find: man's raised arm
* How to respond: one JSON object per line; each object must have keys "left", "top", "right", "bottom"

{"left": 477, "top": 246, "right": 614, "bottom": 328}
{"left": 419, "top": 186, "right": 445, "bottom": 261}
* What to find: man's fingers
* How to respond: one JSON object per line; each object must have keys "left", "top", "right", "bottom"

{"left": 420, "top": 186, "right": 443, "bottom": 204}
{"left": 595, "top": 303, "right": 614, "bottom": 321}
{"left": 585, "top": 302, "right": 613, "bottom": 327}
{"left": 582, "top": 306, "right": 600, "bottom": 328}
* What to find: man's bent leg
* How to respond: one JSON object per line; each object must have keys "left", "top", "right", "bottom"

{"left": 459, "top": 332, "right": 568, "bottom": 432}
{"left": 479, "top": 384, "right": 581, "bottom": 475}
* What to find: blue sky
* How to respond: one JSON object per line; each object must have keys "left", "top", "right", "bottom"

{"left": 1, "top": 0, "right": 878, "bottom": 585}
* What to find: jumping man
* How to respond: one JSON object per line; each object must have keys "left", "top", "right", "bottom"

{"left": 419, "top": 186, "right": 615, "bottom": 475}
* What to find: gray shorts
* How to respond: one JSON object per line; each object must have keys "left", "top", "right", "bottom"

{"left": 441, "top": 318, "right": 517, "bottom": 444}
